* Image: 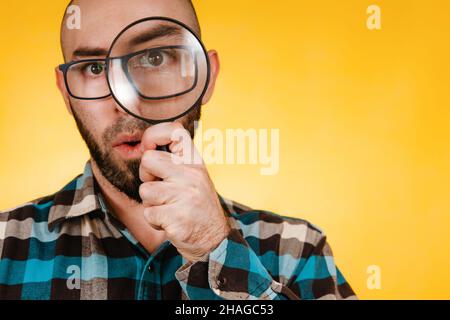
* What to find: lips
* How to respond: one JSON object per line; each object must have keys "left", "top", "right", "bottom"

{"left": 112, "top": 133, "right": 144, "bottom": 159}
{"left": 112, "top": 133, "right": 143, "bottom": 148}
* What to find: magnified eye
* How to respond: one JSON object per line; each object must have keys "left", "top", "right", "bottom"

{"left": 140, "top": 50, "right": 165, "bottom": 67}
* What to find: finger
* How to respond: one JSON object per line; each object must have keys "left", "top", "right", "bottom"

{"left": 139, "top": 151, "right": 161, "bottom": 182}
{"left": 139, "top": 181, "right": 175, "bottom": 206}
{"left": 141, "top": 122, "right": 192, "bottom": 154}
{"left": 139, "top": 149, "right": 184, "bottom": 181}
{"left": 143, "top": 204, "right": 175, "bottom": 231}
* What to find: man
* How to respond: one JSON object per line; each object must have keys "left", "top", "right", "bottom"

{"left": 0, "top": 0, "right": 356, "bottom": 300}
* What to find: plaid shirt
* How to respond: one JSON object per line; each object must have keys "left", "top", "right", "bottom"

{"left": 0, "top": 162, "right": 356, "bottom": 300}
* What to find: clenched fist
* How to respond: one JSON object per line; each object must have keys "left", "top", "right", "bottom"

{"left": 138, "top": 122, "right": 231, "bottom": 263}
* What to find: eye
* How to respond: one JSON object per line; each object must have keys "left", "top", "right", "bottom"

{"left": 86, "top": 62, "right": 105, "bottom": 75}
{"left": 140, "top": 50, "right": 165, "bottom": 67}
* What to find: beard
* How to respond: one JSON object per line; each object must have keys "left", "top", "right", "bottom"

{"left": 71, "top": 102, "right": 201, "bottom": 204}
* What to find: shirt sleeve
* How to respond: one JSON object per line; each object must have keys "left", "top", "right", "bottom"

{"left": 174, "top": 227, "right": 357, "bottom": 300}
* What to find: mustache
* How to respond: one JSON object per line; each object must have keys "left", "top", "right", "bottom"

{"left": 103, "top": 116, "right": 151, "bottom": 145}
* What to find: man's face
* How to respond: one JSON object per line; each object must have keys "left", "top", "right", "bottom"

{"left": 58, "top": 0, "right": 212, "bottom": 203}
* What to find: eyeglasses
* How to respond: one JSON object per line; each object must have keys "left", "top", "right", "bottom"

{"left": 58, "top": 45, "right": 198, "bottom": 101}
{"left": 59, "top": 59, "right": 109, "bottom": 100}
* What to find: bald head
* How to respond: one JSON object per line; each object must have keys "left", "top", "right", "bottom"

{"left": 61, "top": 0, "right": 202, "bottom": 62}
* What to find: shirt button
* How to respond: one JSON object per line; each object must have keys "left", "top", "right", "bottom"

{"left": 216, "top": 276, "right": 227, "bottom": 288}
{"left": 148, "top": 265, "right": 152, "bottom": 272}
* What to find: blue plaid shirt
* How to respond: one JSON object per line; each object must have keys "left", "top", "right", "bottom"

{"left": 0, "top": 162, "right": 356, "bottom": 300}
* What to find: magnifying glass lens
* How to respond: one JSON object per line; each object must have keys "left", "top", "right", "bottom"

{"left": 107, "top": 18, "right": 209, "bottom": 123}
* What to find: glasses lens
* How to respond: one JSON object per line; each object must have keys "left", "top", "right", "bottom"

{"left": 66, "top": 61, "right": 109, "bottom": 99}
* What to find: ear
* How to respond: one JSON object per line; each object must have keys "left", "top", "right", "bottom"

{"left": 201, "top": 50, "right": 220, "bottom": 105}
{"left": 55, "top": 66, "right": 73, "bottom": 116}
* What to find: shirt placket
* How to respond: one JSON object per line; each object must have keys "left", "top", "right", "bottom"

{"left": 117, "top": 227, "right": 171, "bottom": 300}
{"left": 137, "top": 241, "right": 171, "bottom": 300}
{"left": 97, "top": 194, "right": 172, "bottom": 300}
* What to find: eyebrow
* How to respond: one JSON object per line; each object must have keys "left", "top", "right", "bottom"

{"left": 69, "top": 25, "right": 182, "bottom": 60}
{"left": 72, "top": 47, "right": 109, "bottom": 59}
{"left": 128, "top": 24, "right": 183, "bottom": 47}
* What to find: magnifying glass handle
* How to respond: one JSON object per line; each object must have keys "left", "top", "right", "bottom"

{"left": 156, "top": 145, "right": 171, "bottom": 153}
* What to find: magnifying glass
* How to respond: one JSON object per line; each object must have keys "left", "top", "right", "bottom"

{"left": 106, "top": 17, "right": 211, "bottom": 151}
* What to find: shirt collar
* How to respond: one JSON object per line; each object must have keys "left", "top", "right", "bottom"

{"left": 48, "top": 161, "right": 105, "bottom": 231}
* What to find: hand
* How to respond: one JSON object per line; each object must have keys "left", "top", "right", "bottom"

{"left": 139, "top": 122, "right": 231, "bottom": 263}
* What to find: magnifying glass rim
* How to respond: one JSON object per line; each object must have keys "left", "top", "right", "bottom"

{"left": 106, "top": 16, "right": 211, "bottom": 124}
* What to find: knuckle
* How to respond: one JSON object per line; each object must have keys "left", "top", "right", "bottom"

{"left": 172, "top": 121, "right": 185, "bottom": 130}
{"left": 141, "top": 150, "right": 157, "bottom": 166}
{"left": 139, "top": 167, "right": 148, "bottom": 182}
{"left": 144, "top": 207, "right": 155, "bottom": 219}
{"left": 172, "top": 225, "right": 192, "bottom": 243}
{"left": 153, "top": 188, "right": 165, "bottom": 203}
{"left": 139, "top": 182, "right": 153, "bottom": 199}
{"left": 178, "top": 230, "right": 191, "bottom": 243}
{"left": 145, "top": 207, "right": 162, "bottom": 225}
{"left": 139, "top": 183, "right": 148, "bottom": 198}
{"left": 142, "top": 129, "right": 157, "bottom": 148}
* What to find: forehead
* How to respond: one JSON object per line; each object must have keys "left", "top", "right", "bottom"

{"left": 62, "top": 0, "right": 196, "bottom": 59}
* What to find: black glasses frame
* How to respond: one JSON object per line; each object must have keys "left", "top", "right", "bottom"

{"left": 59, "top": 45, "right": 199, "bottom": 101}
{"left": 58, "top": 16, "right": 211, "bottom": 124}
{"left": 58, "top": 59, "right": 111, "bottom": 100}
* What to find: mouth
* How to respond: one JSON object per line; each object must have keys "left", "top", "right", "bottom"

{"left": 112, "top": 133, "right": 144, "bottom": 159}
{"left": 123, "top": 140, "right": 140, "bottom": 147}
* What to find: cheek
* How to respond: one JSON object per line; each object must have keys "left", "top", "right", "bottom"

{"left": 70, "top": 99, "right": 117, "bottom": 143}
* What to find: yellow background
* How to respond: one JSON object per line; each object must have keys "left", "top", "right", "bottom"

{"left": 1, "top": 0, "right": 449, "bottom": 299}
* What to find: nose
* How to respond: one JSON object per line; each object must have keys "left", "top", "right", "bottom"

{"left": 109, "top": 95, "right": 130, "bottom": 115}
